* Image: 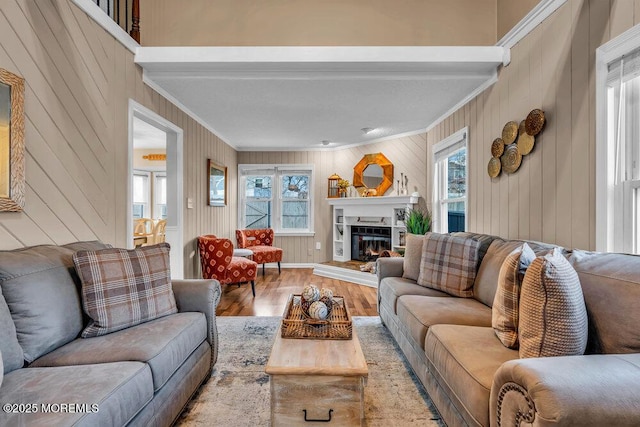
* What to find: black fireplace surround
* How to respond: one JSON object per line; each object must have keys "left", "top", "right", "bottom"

{"left": 351, "top": 226, "right": 391, "bottom": 261}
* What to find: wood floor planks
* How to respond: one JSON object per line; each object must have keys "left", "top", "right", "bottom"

{"left": 216, "top": 268, "right": 379, "bottom": 317}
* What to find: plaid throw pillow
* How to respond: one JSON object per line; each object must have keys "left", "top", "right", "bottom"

{"left": 492, "top": 243, "right": 536, "bottom": 349}
{"left": 73, "top": 243, "right": 177, "bottom": 338}
{"left": 417, "top": 233, "right": 480, "bottom": 297}
{"left": 519, "top": 248, "right": 588, "bottom": 358}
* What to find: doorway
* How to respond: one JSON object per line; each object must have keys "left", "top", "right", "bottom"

{"left": 128, "top": 100, "right": 184, "bottom": 279}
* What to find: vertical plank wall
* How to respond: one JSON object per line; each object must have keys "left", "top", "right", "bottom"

{"left": 238, "top": 134, "right": 427, "bottom": 263}
{"left": 426, "top": 0, "right": 640, "bottom": 251}
{"left": 0, "top": 0, "right": 238, "bottom": 279}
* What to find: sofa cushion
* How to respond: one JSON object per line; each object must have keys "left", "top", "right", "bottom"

{"left": 474, "top": 239, "right": 557, "bottom": 308}
{"left": 32, "top": 312, "right": 206, "bottom": 392}
{"left": 73, "top": 243, "right": 178, "bottom": 338}
{"left": 567, "top": 249, "right": 640, "bottom": 354}
{"left": 396, "top": 295, "right": 492, "bottom": 350}
{"left": 0, "top": 290, "right": 23, "bottom": 373}
{"left": 425, "top": 325, "right": 519, "bottom": 427}
{"left": 0, "top": 362, "right": 152, "bottom": 426}
{"left": 520, "top": 249, "right": 588, "bottom": 358}
{"left": 402, "top": 233, "right": 424, "bottom": 281}
{"left": 0, "top": 242, "right": 110, "bottom": 363}
{"left": 379, "top": 277, "right": 450, "bottom": 314}
{"left": 492, "top": 243, "right": 536, "bottom": 349}
{"left": 417, "top": 233, "right": 480, "bottom": 297}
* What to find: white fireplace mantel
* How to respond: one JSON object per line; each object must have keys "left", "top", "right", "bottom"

{"left": 326, "top": 194, "right": 420, "bottom": 265}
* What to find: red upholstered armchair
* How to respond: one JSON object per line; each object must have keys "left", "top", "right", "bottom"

{"left": 197, "top": 235, "right": 258, "bottom": 297}
{"left": 235, "top": 228, "right": 283, "bottom": 275}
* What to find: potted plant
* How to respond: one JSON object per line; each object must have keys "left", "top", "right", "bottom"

{"left": 405, "top": 208, "right": 431, "bottom": 235}
{"left": 337, "top": 179, "right": 350, "bottom": 197}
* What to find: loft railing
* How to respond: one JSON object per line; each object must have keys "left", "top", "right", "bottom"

{"left": 92, "top": 0, "right": 140, "bottom": 43}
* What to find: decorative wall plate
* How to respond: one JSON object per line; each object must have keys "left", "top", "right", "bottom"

{"left": 517, "top": 132, "right": 535, "bottom": 155}
{"left": 525, "top": 109, "right": 545, "bottom": 136}
{"left": 488, "top": 157, "right": 501, "bottom": 178}
{"left": 491, "top": 138, "right": 505, "bottom": 158}
{"left": 502, "top": 121, "right": 519, "bottom": 145}
{"left": 501, "top": 144, "right": 522, "bottom": 174}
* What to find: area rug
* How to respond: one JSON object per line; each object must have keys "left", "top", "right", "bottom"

{"left": 177, "top": 316, "right": 444, "bottom": 426}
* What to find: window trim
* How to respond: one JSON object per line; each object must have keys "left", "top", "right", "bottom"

{"left": 432, "top": 127, "right": 468, "bottom": 233}
{"left": 238, "top": 164, "right": 315, "bottom": 236}
{"left": 596, "top": 24, "right": 640, "bottom": 252}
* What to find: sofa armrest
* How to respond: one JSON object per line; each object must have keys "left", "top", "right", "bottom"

{"left": 490, "top": 354, "right": 640, "bottom": 427}
{"left": 376, "top": 257, "right": 404, "bottom": 284}
{"left": 172, "top": 279, "right": 222, "bottom": 368}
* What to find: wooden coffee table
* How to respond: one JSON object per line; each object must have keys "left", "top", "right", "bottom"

{"left": 265, "top": 326, "right": 369, "bottom": 426}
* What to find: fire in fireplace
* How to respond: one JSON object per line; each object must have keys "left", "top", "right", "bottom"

{"left": 350, "top": 226, "right": 391, "bottom": 261}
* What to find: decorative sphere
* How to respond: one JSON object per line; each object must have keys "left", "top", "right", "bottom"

{"left": 302, "top": 284, "right": 320, "bottom": 302}
{"left": 320, "top": 288, "right": 334, "bottom": 300}
{"left": 309, "top": 301, "right": 329, "bottom": 320}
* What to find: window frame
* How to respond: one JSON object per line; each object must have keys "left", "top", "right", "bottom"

{"left": 596, "top": 24, "right": 640, "bottom": 252}
{"left": 432, "top": 127, "right": 468, "bottom": 234}
{"left": 238, "top": 164, "right": 315, "bottom": 236}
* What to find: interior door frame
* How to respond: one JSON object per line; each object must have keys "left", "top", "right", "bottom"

{"left": 128, "top": 99, "right": 184, "bottom": 279}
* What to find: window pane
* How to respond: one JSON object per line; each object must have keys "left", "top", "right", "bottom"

{"left": 246, "top": 201, "right": 271, "bottom": 229}
{"left": 447, "top": 202, "right": 465, "bottom": 232}
{"left": 245, "top": 176, "right": 272, "bottom": 198}
{"left": 133, "top": 175, "right": 148, "bottom": 203}
{"left": 132, "top": 204, "right": 144, "bottom": 219}
{"left": 281, "top": 175, "right": 309, "bottom": 199}
{"left": 447, "top": 148, "right": 466, "bottom": 198}
{"left": 282, "top": 200, "right": 308, "bottom": 229}
{"left": 156, "top": 176, "right": 167, "bottom": 205}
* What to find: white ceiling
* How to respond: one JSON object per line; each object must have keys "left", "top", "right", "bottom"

{"left": 135, "top": 46, "right": 506, "bottom": 151}
{"left": 133, "top": 116, "right": 167, "bottom": 150}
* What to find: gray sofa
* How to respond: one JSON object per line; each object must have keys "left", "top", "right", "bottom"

{"left": 0, "top": 241, "right": 221, "bottom": 426}
{"left": 377, "top": 233, "right": 640, "bottom": 427}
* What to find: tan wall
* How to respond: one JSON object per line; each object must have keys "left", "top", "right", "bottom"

{"left": 140, "top": 0, "right": 497, "bottom": 46}
{"left": 426, "top": 0, "right": 640, "bottom": 251}
{"left": 238, "top": 134, "right": 426, "bottom": 263}
{"left": 497, "top": 0, "right": 541, "bottom": 40}
{"left": 0, "top": 0, "right": 237, "bottom": 279}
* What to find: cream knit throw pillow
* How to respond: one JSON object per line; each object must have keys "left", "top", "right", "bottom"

{"left": 519, "top": 248, "right": 588, "bottom": 358}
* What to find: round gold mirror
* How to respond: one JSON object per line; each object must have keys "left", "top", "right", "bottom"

{"left": 353, "top": 153, "right": 393, "bottom": 196}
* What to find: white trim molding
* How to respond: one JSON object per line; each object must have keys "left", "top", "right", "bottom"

{"left": 595, "top": 23, "right": 640, "bottom": 252}
{"left": 312, "top": 264, "right": 377, "bottom": 288}
{"left": 497, "top": 0, "right": 568, "bottom": 52}
{"left": 71, "top": 0, "right": 139, "bottom": 53}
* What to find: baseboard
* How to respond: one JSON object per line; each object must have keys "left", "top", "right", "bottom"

{"left": 312, "top": 264, "right": 377, "bottom": 288}
{"left": 262, "top": 263, "right": 316, "bottom": 269}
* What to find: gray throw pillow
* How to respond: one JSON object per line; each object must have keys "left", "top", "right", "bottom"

{"left": 402, "top": 234, "right": 424, "bottom": 281}
{"left": 519, "top": 248, "right": 588, "bottom": 358}
{"left": 73, "top": 243, "right": 178, "bottom": 338}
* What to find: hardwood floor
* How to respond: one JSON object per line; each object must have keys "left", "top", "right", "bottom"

{"left": 216, "top": 268, "right": 379, "bottom": 316}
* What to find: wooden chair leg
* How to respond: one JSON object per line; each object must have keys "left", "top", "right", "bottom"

{"left": 278, "top": 262, "right": 281, "bottom": 274}
{"left": 251, "top": 280, "right": 256, "bottom": 297}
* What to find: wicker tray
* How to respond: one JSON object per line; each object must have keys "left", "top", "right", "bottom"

{"left": 281, "top": 294, "right": 353, "bottom": 340}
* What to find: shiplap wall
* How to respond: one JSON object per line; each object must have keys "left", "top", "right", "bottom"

{"left": 426, "top": 0, "right": 640, "bottom": 251}
{"left": 0, "top": 0, "right": 237, "bottom": 278}
{"left": 237, "top": 134, "right": 427, "bottom": 263}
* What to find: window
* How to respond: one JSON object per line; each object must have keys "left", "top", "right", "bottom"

{"left": 154, "top": 173, "right": 167, "bottom": 219}
{"left": 132, "top": 171, "right": 150, "bottom": 219}
{"left": 432, "top": 128, "right": 468, "bottom": 233}
{"left": 597, "top": 27, "right": 640, "bottom": 253}
{"left": 239, "top": 165, "right": 314, "bottom": 235}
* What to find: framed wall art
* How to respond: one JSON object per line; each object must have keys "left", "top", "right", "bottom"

{"left": 207, "top": 159, "right": 227, "bottom": 207}
{"left": 0, "top": 68, "right": 25, "bottom": 212}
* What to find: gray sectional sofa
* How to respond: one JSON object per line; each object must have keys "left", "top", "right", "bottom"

{"left": 377, "top": 233, "right": 640, "bottom": 427}
{"left": 0, "top": 241, "right": 221, "bottom": 426}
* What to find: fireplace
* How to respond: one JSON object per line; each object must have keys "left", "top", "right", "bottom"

{"left": 350, "top": 226, "right": 391, "bottom": 261}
